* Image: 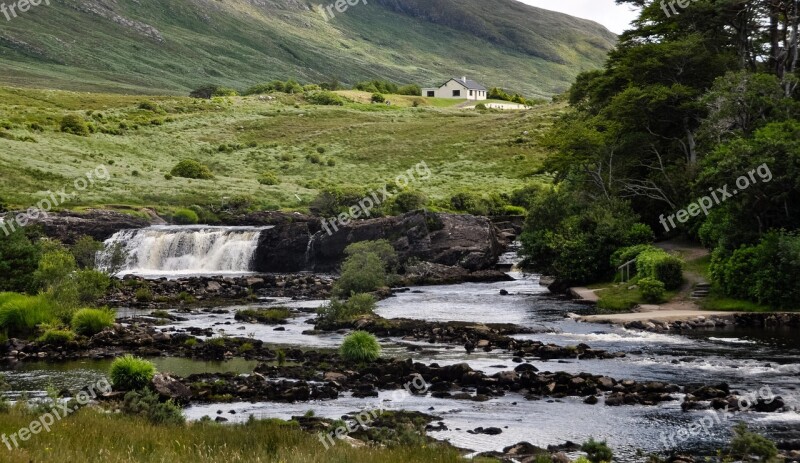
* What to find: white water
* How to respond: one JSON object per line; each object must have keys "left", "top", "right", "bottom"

{"left": 98, "top": 225, "right": 271, "bottom": 277}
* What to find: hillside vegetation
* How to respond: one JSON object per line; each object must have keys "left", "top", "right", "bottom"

{"left": 0, "top": 0, "right": 616, "bottom": 97}
{"left": 0, "top": 86, "right": 560, "bottom": 212}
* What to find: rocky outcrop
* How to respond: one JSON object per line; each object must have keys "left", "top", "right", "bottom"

{"left": 31, "top": 209, "right": 150, "bottom": 244}
{"left": 254, "top": 211, "right": 506, "bottom": 273}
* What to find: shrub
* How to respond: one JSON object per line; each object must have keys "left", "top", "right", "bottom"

{"left": 38, "top": 328, "right": 76, "bottom": 345}
{"left": 34, "top": 247, "right": 77, "bottom": 290}
{"left": 70, "top": 269, "right": 112, "bottom": 305}
{"left": 397, "top": 84, "right": 422, "bottom": 96}
{"left": 0, "top": 227, "right": 42, "bottom": 293}
{"left": 71, "top": 236, "right": 104, "bottom": 269}
{"left": 728, "top": 422, "right": 779, "bottom": 462}
{"left": 173, "top": 208, "right": 199, "bottom": 225}
{"left": 638, "top": 277, "right": 666, "bottom": 303}
{"left": 475, "top": 103, "right": 487, "bottom": 110}
{"left": 317, "top": 293, "right": 376, "bottom": 325}
{"left": 340, "top": 331, "right": 381, "bottom": 362}
{"left": 371, "top": 93, "right": 386, "bottom": 103}
{"left": 304, "top": 91, "right": 344, "bottom": 106}
{"left": 333, "top": 252, "right": 387, "bottom": 297}
{"left": 135, "top": 287, "right": 153, "bottom": 302}
{"left": 501, "top": 205, "right": 527, "bottom": 216}
{"left": 258, "top": 172, "right": 280, "bottom": 185}
{"left": 344, "top": 240, "right": 398, "bottom": 272}
{"left": 71, "top": 308, "right": 115, "bottom": 335}
{"left": 170, "top": 159, "right": 214, "bottom": 180}
{"left": 636, "top": 249, "right": 683, "bottom": 290}
{"left": 122, "top": 388, "right": 185, "bottom": 425}
{"left": 389, "top": 190, "right": 427, "bottom": 214}
{"left": 110, "top": 355, "right": 157, "bottom": 391}
{"left": 60, "top": 115, "right": 89, "bottom": 136}
{"left": 581, "top": 438, "right": 613, "bottom": 463}
{"left": 610, "top": 244, "right": 657, "bottom": 270}
{"left": 307, "top": 153, "right": 322, "bottom": 164}
{"left": 235, "top": 307, "right": 291, "bottom": 324}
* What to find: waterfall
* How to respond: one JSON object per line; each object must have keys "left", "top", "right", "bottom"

{"left": 97, "top": 225, "right": 271, "bottom": 277}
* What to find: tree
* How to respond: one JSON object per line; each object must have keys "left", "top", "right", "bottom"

{"left": 0, "top": 227, "right": 41, "bottom": 293}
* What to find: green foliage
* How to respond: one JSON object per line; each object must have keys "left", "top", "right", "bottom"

{"left": 0, "top": 293, "right": 57, "bottom": 337}
{"left": 258, "top": 172, "right": 280, "bottom": 186}
{"left": 636, "top": 249, "right": 683, "bottom": 290}
{"left": 60, "top": 115, "right": 89, "bottom": 136}
{"left": 333, "top": 252, "right": 386, "bottom": 297}
{"left": 339, "top": 331, "right": 381, "bottom": 362}
{"left": 610, "top": 244, "right": 657, "bottom": 270}
{"left": 304, "top": 91, "right": 344, "bottom": 106}
{"left": 711, "top": 232, "right": 800, "bottom": 309}
{"left": 110, "top": 355, "right": 157, "bottom": 391}
{"left": 34, "top": 246, "right": 77, "bottom": 290}
{"left": 135, "top": 287, "right": 153, "bottom": 303}
{"left": 38, "top": 328, "right": 76, "bottom": 345}
{"left": 318, "top": 293, "right": 377, "bottom": 325}
{"left": 389, "top": 190, "right": 427, "bottom": 214}
{"left": 581, "top": 438, "right": 613, "bottom": 463}
{"left": 310, "top": 186, "right": 370, "bottom": 217}
{"left": 70, "top": 236, "right": 103, "bottom": 269}
{"left": 71, "top": 308, "right": 115, "bottom": 336}
{"left": 521, "top": 189, "right": 654, "bottom": 285}
{"left": 170, "top": 159, "right": 214, "bottom": 180}
{"left": 122, "top": 388, "right": 185, "bottom": 425}
{"left": 397, "top": 84, "right": 422, "bottom": 96}
{"left": 235, "top": 307, "right": 291, "bottom": 324}
{"left": 638, "top": 277, "right": 666, "bottom": 303}
{"left": 276, "top": 349, "right": 286, "bottom": 366}
{"left": 70, "top": 269, "right": 112, "bottom": 305}
{"left": 474, "top": 103, "right": 487, "bottom": 110}
{"left": 173, "top": 208, "right": 199, "bottom": 225}
{"left": 728, "top": 423, "right": 779, "bottom": 463}
{"left": 371, "top": 93, "right": 386, "bottom": 103}
{"left": 354, "top": 80, "right": 399, "bottom": 94}
{"left": 344, "top": 240, "right": 398, "bottom": 272}
{"left": 0, "top": 227, "right": 42, "bottom": 293}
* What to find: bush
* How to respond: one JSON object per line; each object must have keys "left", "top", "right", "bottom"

{"left": 170, "top": 159, "right": 214, "bottom": 180}
{"left": 500, "top": 205, "right": 526, "bottom": 215}
{"left": 71, "top": 308, "right": 115, "bottom": 335}
{"left": 173, "top": 208, "right": 199, "bottom": 225}
{"left": 728, "top": 422, "right": 779, "bottom": 462}
{"left": 34, "top": 247, "right": 77, "bottom": 290}
{"left": 258, "top": 172, "right": 280, "bottom": 185}
{"left": 475, "top": 103, "right": 487, "bottom": 110}
{"left": 340, "top": 331, "right": 381, "bottom": 362}
{"left": 70, "top": 269, "right": 112, "bottom": 305}
{"left": 0, "top": 227, "right": 42, "bottom": 293}
{"left": 389, "top": 190, "right": 427, "bottom": 214}
{"left": 110, "top": 355, "right": 157, "bottom": 391}
{"left": 638, "top": 277, "right": 666, "bottom": 303}
{"left": 304, "top": 91, "right": 345, "bottom": 106}
{"left": 636, "top": 249, "right": 683, "bottom": 290}
{"left": 371, "top": 93, "right": 386, "bottom": 103}
{"left": 333, "top": 252, "right": 387, "bottom": 297}
{"left": 235, "top": 307, "right": 291, "bottom": 324}
{"left": 38, "top": 328, "right": 76, "bottom": 345}
{"left": 317, "top": 293, "right": 376, "bottom": 325}
{"left": 610, "top": 244, "right": 657, "bottom": 270}
{"left": 122, "top": 388, "right": 185, "bottom": 425}
{"left": 60, "top": 115, "right": 89, "bottom": 136}
{"left": 71, "top": 236, "right": 104, "bottom": 269}
{"left": 581, "top": 438, "right": 613, "bottom": 463}
{"left": 135, "top": 287, "right": 153, "bottom": 302}
{"left": 344, "top": 240, "right": 398, "bottom": 272}
{"left": 397, "top": 84, "right": 422, "bottom": 96}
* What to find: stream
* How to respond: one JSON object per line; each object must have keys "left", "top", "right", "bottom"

{"left": 2, "top": 272, "right": 799, "bottom": 461}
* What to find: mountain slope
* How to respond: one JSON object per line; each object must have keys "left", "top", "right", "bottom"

{"left": 0, "top": 0, "right": 616, "bottom": 96}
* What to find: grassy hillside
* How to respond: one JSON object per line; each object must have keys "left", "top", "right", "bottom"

{"left": 0, "top": 86, "right": 561, "bottom": 213}
{"left": 0, "top": 0, "right": 616, "bottom": 97}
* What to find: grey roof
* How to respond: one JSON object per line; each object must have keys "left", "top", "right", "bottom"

{"left": 448, "top": 77, "right": 486, "bottom": 91}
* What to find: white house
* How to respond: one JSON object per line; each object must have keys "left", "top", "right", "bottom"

{"left": 422, "top": 77, "right": 487, "bottom": 100}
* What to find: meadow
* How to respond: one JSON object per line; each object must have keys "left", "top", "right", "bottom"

{"left": 0, "top": 87, "right": 560, "bottom": 215}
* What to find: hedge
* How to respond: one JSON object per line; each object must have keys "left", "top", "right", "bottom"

{"left": 636, "top": 249, "right": 683, "bottom": 290}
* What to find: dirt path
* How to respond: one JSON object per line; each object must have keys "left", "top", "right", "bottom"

{"left": 576, "top": 240, "right": 743, "bottom": 324}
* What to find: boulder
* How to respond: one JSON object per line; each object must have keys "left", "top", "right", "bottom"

{"left": 151, "top": 373, "right": 192, "bottom": 403}
{"left": 32, "top": 209, "right": 150, "bottom": 244}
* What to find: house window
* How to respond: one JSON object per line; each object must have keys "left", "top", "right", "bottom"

{"left": 453, "top": 90, "right": 461, "bottom": 97}
{"left": 427, "top": 91, "right": 435, "bottom": 97}
{"left": 469, "top": 90, "right": 473, "bottom": 97}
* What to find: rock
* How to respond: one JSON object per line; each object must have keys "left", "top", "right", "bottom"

{"left": 469, "top": 427, "right": 503, "bottom": 435}
{"left": 324, "top": 372, "right": 348, "bottom": 383}
{"left": 151, "top": 374, "right": 192, "bottom": 403}
{"left": 32, "top": 209, "right": 151, "bottom": 244}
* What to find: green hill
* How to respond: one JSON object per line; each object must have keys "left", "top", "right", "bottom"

{"left": 0, "top": 0, "right": 616, "bottom": 97}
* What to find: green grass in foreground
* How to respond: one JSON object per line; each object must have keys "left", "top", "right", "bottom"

{"left": 0, "top": 408, "right": 465, "bottom": 463}
{"left": 0, "top": 86, "right": 560, "bottom": 212}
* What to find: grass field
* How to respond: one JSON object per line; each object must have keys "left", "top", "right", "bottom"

{"left": 0, "top": 87, "right": 561, "bottom": 214}
{"left": 0, "top": 407, "right": 469, "bottom": 463}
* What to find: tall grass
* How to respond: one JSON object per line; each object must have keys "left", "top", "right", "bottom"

{"left": 0, "top": 293, "right": 57, "bottom": 337}
{"left": 0, "top": 408, "right": 463, "bottom": 463}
